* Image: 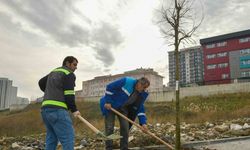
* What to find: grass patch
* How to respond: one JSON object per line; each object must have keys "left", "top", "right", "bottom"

{"left": 1, "top": 92, "right": 250, "bottom": 137}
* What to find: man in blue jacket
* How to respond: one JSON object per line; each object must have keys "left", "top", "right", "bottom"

{"left": 100, "top": 77, "right": 150, "bottom": 150}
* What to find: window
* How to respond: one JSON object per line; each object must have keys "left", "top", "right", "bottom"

{"left": 241, "top": 72, "right": 246, "bottom": 77}
{"left": 242, "top": 60, "right": 250, "bottom": 65}
{"left": 217, "top": 52, "right": 227, "bottom": 57}
{"left": 222, "top": 74, "right": 229, "bottom": 79}
{"left": 217, "top": 41, "right": 227, "bottom": 47}
{"left": 206, "top": 44, "right": 215, "bottom": 49}
{"left": 207, "top": 64, "right": 216, "bottom": 69}
{"left": 241, "top": 71, "right": 250, "bottom": 78}
{"left": 218, "top": 63, "right": 228, "bottom": 68}
{"left": 239, "top": 37, "right": 250, "bottom": 43}
{"left": 240, "top": 56, "right": 250, "bottom": 69}
{"left": 240, "top": 48, "right": 250, "bottom": 54}
{"left": 206, "top": 54, "right": 216, "bottom": 59}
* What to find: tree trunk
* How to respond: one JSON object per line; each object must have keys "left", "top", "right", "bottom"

{"left": 175, "top": 0, "right": 181, "bottom": 149}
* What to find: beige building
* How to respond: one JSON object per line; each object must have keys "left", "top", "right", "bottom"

{"left": 77, "top": 68, "right": 164, "bottom": 98}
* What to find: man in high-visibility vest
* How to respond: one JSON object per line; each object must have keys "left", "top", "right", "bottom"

{"left": 39, "top": 56, "right": 80, "bottom": 150}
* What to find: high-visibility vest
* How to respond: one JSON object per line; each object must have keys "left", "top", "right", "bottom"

{"left": 42, "top": 67, "right": 75, "bottom": 109}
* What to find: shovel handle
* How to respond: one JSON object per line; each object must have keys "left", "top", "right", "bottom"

{"left": 77, "top": 115, "right": 100, "bottom": 134}
{"left": 110, "top": 108, "right": 174, "bottom": 150}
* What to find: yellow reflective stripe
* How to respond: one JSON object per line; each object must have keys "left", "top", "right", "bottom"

{"left": 64, "top": 90, "right": 75, "bottom": 95}
{"left": 52, "top": 68, "right": 70, "bottom": 75}
{"left": 42, "top": 100, "right": 68, "bottom": 109}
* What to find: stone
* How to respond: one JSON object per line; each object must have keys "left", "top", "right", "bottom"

{"left": 80, "top": 139, "right": 88, "bottom": 147}
{"left": 21, "top": 146, "right": 33, "bottom": 150}
{"left": 230, "top": 124, "right": 242, "bottom": 130}
{"left": 4, "top": 118, "right": 250, "bottom": 149}
{"left": 229, "top": 130, "right": 249, "bottom": 136}
{"left": 74, "top": 145, "right": 84, "bottom": 150}
{"left": 12, "top": 142, "right": 20, "bottom": 149}
{"left": 128, "top": 135, "right": 134, "bottom": 142}
{"left": 214, "top": 124, "right": 229, "bottom": 132}
{"left": 156, "top": 123, "right": 161, "bottom": 127}
{"left": 205, "top": 122, "right": 215, "bottom": 128}
{"left": 243, "top": 123, "right": 250, "bottom": 129}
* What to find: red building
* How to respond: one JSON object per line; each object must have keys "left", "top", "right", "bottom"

{"left": 200, "top": 29, "right": 250, "bottom": 85}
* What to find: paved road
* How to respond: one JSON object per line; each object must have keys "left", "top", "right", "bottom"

{"left": 198, "top": 140, "right": 250, "bottom": 150}
{"left": 184, "top": 136, "right": 250, "bottom": 150}
{"left": 127, "top": 136, "right": 250, "bottom": 150}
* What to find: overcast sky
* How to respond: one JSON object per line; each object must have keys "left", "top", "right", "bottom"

{"left": 0, "top": 0, "right": 249, "bottom": 99}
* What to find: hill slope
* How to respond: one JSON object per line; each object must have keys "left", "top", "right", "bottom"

{"left": 1, "top": 92, "right": 250, "bottom": 137}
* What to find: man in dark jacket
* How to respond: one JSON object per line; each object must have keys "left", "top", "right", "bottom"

{"left": 39, "top": 56, "right": 80, "bottom": 150}
{"left": 100, "top": 77, "right": 150, "bottom": 150}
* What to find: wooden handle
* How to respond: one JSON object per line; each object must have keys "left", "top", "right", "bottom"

{"left": 77, "top": 115, "right": 100, "bottom": 134}
{"left": 110, "top": 108, "right": 174, "bottom": 150}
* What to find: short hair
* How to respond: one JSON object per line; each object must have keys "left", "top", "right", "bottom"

{"left": 138, "top": 77, "right": 150, "bottom": 87}
{"left": 62, "top": 56, "right": 78, "bottom": 66}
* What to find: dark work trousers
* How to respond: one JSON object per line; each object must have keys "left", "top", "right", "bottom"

{"left": 105, "top": 110, "right": 129, "bottom": 150}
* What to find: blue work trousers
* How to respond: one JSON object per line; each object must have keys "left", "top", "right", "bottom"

{"left": 41, "top": 108, "right": 74, "bottom": 150}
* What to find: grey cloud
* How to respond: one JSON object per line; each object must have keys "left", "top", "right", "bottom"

{"left": 117, "top": 0, "right": 129, "bottom": 8}
{"left": 2, "top": 0, "right": 90, "bottom": 47}
{"left": 76, "top": 63, "right": 103, "bottom": 80}
{"left": 92, "top": 22, "right": 124, "bottom": 46}
{"left": 91, "top": 22, "right": 124, "bottom": 67}
{"left": 203, "top": 0, "right": 228, "bottom": 17}
{"left": 203, "top": 0, "right": 248, "bottom": 18}
{"left": 155, "top": 0, "right": 250, "bottom": 44}
{"left": 197, "top": 0, "right": 250, "bottom": 38}
{"left": 0, "top": 11, "right": 46, "bottom": 47}
{"left": 72, "top": 8, "right": 92, "bottom": 24}
{"left": 55, "top": 24, "right": 90, "bottom": 47}
{"left": 0, "top": 12, "right": 21, "bottom": 33}
{"left": 1, "top": 0, "right": 125, "bottom": 68}
{"left": 103, "top": 68, "right": 111, "bottom": 73}
{"left": 155, "top": 0, "right": 250, "bottom": 40}
{"left": 94, "top": 46, "right": 114, "bottom": 67}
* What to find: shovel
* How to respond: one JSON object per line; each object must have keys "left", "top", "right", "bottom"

{"left": 77, "top": 115, "right": 122, "bottom": 140}
{"left": 110, "top": 107, "right": 174, "bottom": 150}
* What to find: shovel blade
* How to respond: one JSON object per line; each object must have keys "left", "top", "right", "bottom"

{"left": 106, "top": 134, "right": 123, "bottom": 140}
{"left": 96, "top": 132, "right": 122, "bottom": 141}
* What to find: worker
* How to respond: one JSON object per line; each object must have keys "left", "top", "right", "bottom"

{"left": 100, "top": 77, "right": 150, "bottom": 150}
{"left": 39, "top": 56, "right": 80, "bottom": 150}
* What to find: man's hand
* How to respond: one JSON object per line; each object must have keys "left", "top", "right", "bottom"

{"left": 73, "top": 110, "right": 81, "bottom": 118}
{"left": 104, "top": 103, "right": 112, "bottom": 110}
{"left": 141, "top": 124, "right": 148, "bottom": 133}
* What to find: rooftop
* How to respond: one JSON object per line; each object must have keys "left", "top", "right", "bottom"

{"left": 200, "top": 29, "right": 250, "bottom": 44}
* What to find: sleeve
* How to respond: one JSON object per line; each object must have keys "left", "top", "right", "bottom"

{"left": 105, "top": 78, "right": 126, "bottom": 103}
{"left": 63, "top": 73, "right": 78, "bottom": 113}
{"left": 138, "top": 105, "right": 147, "bottom": 125}
{"left": 137, "top": 92, "right": 149, "bottom": 125}
{"left": 38, "top": 75, "right": 48, "bottom": 92}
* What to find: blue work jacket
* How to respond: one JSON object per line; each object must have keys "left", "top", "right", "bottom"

{"left": 100, "top": 77, "right": 149, "bottom": 125}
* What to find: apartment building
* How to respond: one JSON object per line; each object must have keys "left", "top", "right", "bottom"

{"left": 0, "top": 78, "right": 29, "bottom": 109}
{"left": 0, "top": 78, "right": 17, "bottom": 109}
{"left": 200, "top": 29, "right": 250, "bottom": 85}
{"left": 168, "top": 46, "right": 204, "bottom": 87}
{"left": 79, "top": 68, "right": 164, "bottom": 97}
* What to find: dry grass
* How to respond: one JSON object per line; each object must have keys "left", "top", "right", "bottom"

{"left": 145, "top": 92, "right": 250, "bottom": 124}
{"left": 0, "top": 104, "right": 45, "bottom": 136}
{"left": 1, "top": 92, "right": 250, "bottom": 137}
